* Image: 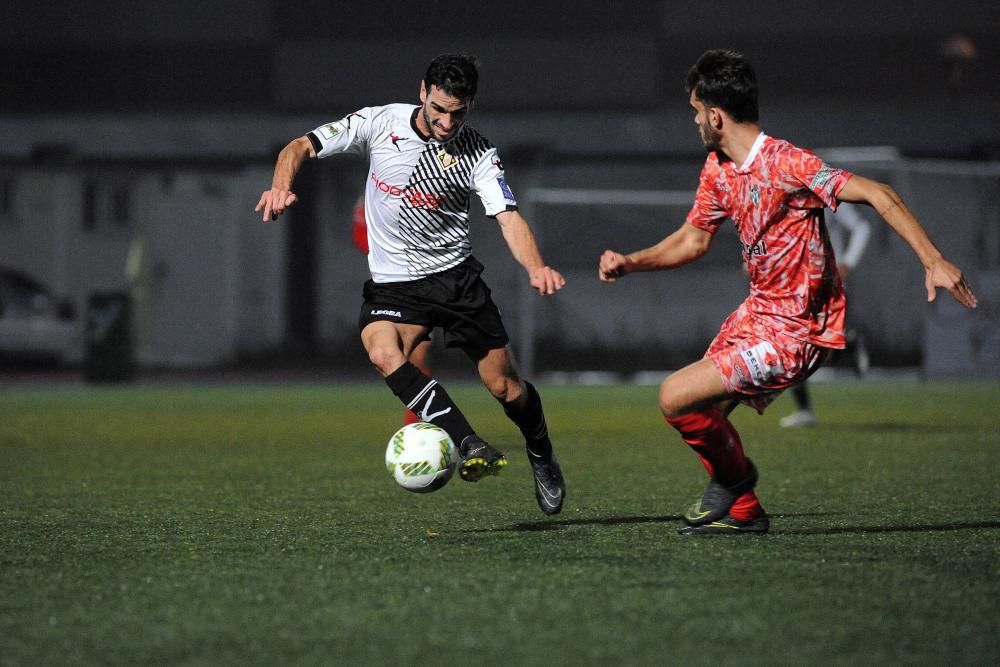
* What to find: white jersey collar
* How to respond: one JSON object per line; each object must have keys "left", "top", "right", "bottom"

{"left": 736, "top": 132, "right": 767, "bottom": 173}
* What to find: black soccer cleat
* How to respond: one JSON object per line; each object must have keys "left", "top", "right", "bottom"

{"left": 683, "top": 458, "right": 759, "bottom": 526}
{"left": 458, "top": 436, "right": 508, "bottom": 482}
{"left": 527, "top": 450, "right": 565, "bottom": 515}
{"left": 677, "top": 513, "right": 770, "bottom": 536}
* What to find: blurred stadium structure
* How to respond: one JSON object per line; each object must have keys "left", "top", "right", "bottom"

{"left": 514, "top": 152, "right": 1000, "bottom": 379}
{"left": 0, "top": 0, "right": 997, "bottom": 377}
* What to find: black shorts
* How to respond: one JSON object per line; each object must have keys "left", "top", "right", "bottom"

{"left": 358, "top": 256, "right": 510, "bottom": 360}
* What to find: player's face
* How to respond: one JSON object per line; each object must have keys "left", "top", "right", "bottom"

{"left": 419, "top": 83, "right": 470, "bottom": 142}
{"left": 690, "top": 90, "right": 722, "bottom": 153}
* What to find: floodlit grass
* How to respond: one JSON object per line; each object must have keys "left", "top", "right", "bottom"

{"left": 1, "top": 380, "right": 998, "bottom": 666}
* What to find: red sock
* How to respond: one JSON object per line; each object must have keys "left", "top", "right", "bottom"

{"left": 403, "top": 409, "right": 420, "bottom": 425}
{"left": 665, "top": 408, "right": 750, "bottom": 482}
{"left": 666, "top": 408, "right": 763, "bottom": 520}
{"left": 729, "top": 491, "right": 762, "bottom": 521}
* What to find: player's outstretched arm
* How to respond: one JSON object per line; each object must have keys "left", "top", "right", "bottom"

{"left": 599, "top": 223, "right": 712, "bottom": 283}
{"left": 255, "top": 136, "right": 316, "bottom": 222}
{"left": 495, "top": 210, "right": 565, "bottom": 295}
{"left": 837, "top": 175, "right": 977, "bottom": 308}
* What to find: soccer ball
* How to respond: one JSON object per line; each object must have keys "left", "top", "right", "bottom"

{"left": 384, "top": 423, "right": 459, "bottom": 493}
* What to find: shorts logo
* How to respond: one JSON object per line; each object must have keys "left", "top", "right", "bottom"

{"left": 437, "top": 150, "right": 458, "bottom": 170}
{"left": 497, "top": 176, "right": 516, "bottom": 204}
{"left": 371, "top": 309, "right": 402, "bottom": 318}
{"left": 740, "top": 341, "right": 784, "bottom": 387}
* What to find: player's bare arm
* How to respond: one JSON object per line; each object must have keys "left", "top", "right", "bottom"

{"left": 599, "top": 223, "right": 713, "bottom": 282}
{"left": 495, "top": 210, "right": 565, "bottom": 295}
{"left": 837, "top": 175, "right": 977, "bottom": 308}
{"left": 255, "top": 136, "right": 316, "bottom": 222}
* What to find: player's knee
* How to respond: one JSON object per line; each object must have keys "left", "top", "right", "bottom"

{"left": 658, "top": 382, "right": 689, "bottom": 420}
{"left": 484, "top": 375, "right": 521, "bottom": 402}
{"left": 660, "top": 402, "right": 688, "bottom": 421}
{"left": 367, "top": 345, "right": 405, "bottom": 376}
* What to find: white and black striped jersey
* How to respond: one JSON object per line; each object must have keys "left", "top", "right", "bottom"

{"left": 307, "top": 104, "right": 517, "bottom": 283}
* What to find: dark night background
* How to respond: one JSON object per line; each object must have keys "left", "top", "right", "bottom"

{"left": 2, "top": 1, "right": 997, "bottom": 156}
{"left": 1, "top": 0, "right": 997, "bottom": 375}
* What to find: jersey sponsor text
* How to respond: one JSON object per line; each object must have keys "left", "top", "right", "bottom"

{"left": 370, "top": 172, "right": 446, "bottom": 210}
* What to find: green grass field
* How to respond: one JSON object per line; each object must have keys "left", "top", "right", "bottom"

{"left": 1, "top": 380, "right": 998, "bottom": 666}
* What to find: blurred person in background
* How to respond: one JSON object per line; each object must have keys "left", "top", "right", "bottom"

{"left": 599, "top": 49, "right": 977, "bottom": 536}
{"left": 938, "top": 33, "right": 978, "bottom": 100}
{"left": 780, "top": 203, "right": 871, "bottom": 428}
{"left": 257, "top": 54, "right": 567, "bottom": 515}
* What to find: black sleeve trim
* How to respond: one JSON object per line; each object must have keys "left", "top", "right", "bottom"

{"left": 306, "top": 131, "right": 322, "bottom": 155}
{"left": 487, "top": 205, "right": 519, "bottom": 219}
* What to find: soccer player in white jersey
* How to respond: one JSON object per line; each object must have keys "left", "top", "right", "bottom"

{"left": 256, "top": 54, "right": 567, "bottom": 515}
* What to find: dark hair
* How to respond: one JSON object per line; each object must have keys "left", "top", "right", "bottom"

{"left": 685, "top": 49, "right": 759, "bottom": 123}
{"left": 424, "top": 54, "right": 479, "bottom": 102}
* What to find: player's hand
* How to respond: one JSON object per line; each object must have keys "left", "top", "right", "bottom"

{"left": 255, "top": 189, "right": 298, "bottom": 222}
{"left": 599, "top": 250, "right": 630, "bottom": 283}
{"left": 926, "top": 258, "right": 977, "bottom": 308}
{"left": 528, "top": 266, "right": 565, "bottom": 296}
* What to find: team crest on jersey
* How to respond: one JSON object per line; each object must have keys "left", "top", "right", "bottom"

{"left": 749, "top": 185, "right": 761, "bottom": 205}
{"left": 437, "top": 150, "right": 459, "bottom": 170}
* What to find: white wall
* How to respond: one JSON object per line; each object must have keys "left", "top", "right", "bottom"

{"left": 0, "top": 164, "right": 285, "bottom": 368}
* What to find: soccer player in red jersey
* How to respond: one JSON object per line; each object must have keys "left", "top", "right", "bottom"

{"left": 598, "top": 49, "right": 977, "bottom": 535}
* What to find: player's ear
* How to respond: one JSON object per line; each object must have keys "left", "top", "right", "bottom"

{"left": 709, "top": 106, "right": 723, "bottom": 129}
{"left": 419, "top": 80, "right": 428, "bottom": 103}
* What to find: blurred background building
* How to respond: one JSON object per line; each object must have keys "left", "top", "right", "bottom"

{"left": 1, "top": 0, "right": 997, "bottom": 378}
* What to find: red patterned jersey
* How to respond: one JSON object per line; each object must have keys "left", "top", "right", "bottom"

{"left": 686, "top": 133, "right": 853, "bottom": 348}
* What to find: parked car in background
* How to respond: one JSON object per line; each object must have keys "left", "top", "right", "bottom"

{"left": 0, "top": 267, "right": 81, "bottom": 366}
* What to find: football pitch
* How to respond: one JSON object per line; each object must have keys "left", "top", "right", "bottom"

{"left": 1, "top": 379, "right": 997, "bottom": 666}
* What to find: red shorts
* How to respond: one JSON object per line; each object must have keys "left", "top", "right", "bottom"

{"left": 706, "top": 305, "right": 830, "bottom": 414}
